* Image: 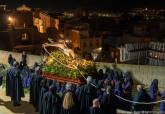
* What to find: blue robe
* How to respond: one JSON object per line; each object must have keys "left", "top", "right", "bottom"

{"left": 90, "top": 107, "right": 102, "bottom": 114}
{"left": 56, "top": 82, "right": 61, "bottom": 93}
{"left": 60, "top": 84, "right": 66, "bottom": 94}
{"left": 132, "top": 89, "right": 152, "bottom": 111}
{"left": 8, "top": 56, "right": 14, "bottom": 66}
{"left": 121, "top": 80, "right": 132, "bottom": 110}
{"left": 39, "top": 80, "right": 48, "bottom": 114}
{"left": 6, "top": 67, "right": 24, "bottom": 105}
{"left": 30, "top": 72, "right": 43, "bottom": 111}
{"left": 79, "top": 84, "right": 97, "bottom": 114}
{"left": 160, "top": 91, "right": 165, "bottom": 113}
{"left": 21, "top": 66, "right": 32, "bottom": 87}
{"left": 101, "top": 92, "right": 117, "bottom": 114}
{"left": 113, "top": 70, "right": 123, "bottom": 81}
{"left": 60, "top": 106, "right": 78, "bottom": 114}
{"left": 43, "top": 90, "right": 61, "bottom": 114}
{"left": 104, "top": 68, "right": 114, "bottom": 80}
{"left": 150, "top": 82, "right": 158, "bottom": 101}
{"left": 97, "top": 69, "right": 104, "bottom": 81}
{"left": 114, "top": 80, "right": 123, "bottom": 96}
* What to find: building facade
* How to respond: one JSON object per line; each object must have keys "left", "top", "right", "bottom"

{"left": 119, "top": 41, "right": 165, "bottom": 66}
{"left": 33, "top": 11, "right": 60, "bottom": 33}
{"left": 69, "top": 29, "right": 102, "bottom": 58}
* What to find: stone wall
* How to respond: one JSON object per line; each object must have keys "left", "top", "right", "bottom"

{"left": 96, "top": 63, "right": 165, "bottom": 90}
{"left": 0, "top": 50, "right": 42, "bottom": 67}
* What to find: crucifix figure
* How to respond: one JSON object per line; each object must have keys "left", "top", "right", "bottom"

{"left": 42, "top": 39, "right": 76, "bottom": 59}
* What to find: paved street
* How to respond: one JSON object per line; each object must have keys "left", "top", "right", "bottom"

{"left": 0, "top": 87, "right": 38, "bottom": 114}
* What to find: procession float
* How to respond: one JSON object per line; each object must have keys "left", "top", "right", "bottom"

{"left": 41, "top": 39, "right": 95, "bottom": 84}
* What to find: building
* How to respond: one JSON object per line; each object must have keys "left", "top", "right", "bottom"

{"left": 119, "top": 42, "right": 148, "bottom": 64}
{"left": 69, "top": 29, "right": 102, "bottom": 58}
{"left": 33, "top": 10, "right": 61, "bottom": 33}
{"left": 8, "top": 5, "right": 33, "bottom": 28}
{"left": 0, "top": 5, "right": 48, "bottom": 54}
{"left": 148, "top": 42, "right": 165, "bottom": 66}
{"left": 118, "top": 40, "right": 165, "bottom": 66}
{"left": 0, "top": 5, "right": 6, "bottom": 11}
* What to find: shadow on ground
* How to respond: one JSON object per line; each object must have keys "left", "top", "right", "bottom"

{"left": 0, "top": 98, "right": 38, "bottom": 114}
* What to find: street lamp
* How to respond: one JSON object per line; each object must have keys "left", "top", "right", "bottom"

{"left": 8, "top": 16, "right": 13, "bottom": 22}
{"left": 91, "top": 47, "right": 102, "bottom": 61}
{"left": 8, "top": 16, "right": 15, "bottom": 26}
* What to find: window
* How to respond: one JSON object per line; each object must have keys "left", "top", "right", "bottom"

{"left": 21, "top": 33, "right": 29, "bottom": 41}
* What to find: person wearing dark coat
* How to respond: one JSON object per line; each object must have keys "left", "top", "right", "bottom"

{"left": 79, "top": 76, "right": 97, "bottom": 114}
{"left": 60, "top": 91, "right": 78, "bottom": 114}
{"left": 149, "top": 79, "right": 159, "bottom": 110}
{"left": 51, "top": 85, "right": 61, "bottom": 114}
{"left": 150, "top": 79, "right": 159, "bottom": 101}
{"left": 43, "top": 85, "right": 61, "bottom": 114}
{"left": 0, "top": 64, "right": 5, "bottom": 86}
{"left": 56, "top": 82, "right": 62, "bottom": 93}
{"left": 30, "top": 66, "right": 43, "bottom": 111}
{"left": 97, "top": 69, "right": 104, "bottom": 81}
{"left": 29, "top": 70, "right": 35, "bottom": 104}
{"left": 101, "top": 86, "right": 117, "bottom": 114}
{"left": 132, "top": 85, "right": 152, "bottom": 111}
{"left": 122, "top": 77, "right": 132, "bottom": 98}
{"left": 160, "top": 91, "right": 165, "bottom": 113}
{"left": 114, "top": 79, "right": 123, "bottom": 96}
{"left": 32, "top": 62, "right": 39, "bottom": 71}
{"left": 90, "top": 99, "right": 102, "bottom": 114}
{"left": 21, "top": 65, "right": 32, "bottom": 87}
{"left": 8, "top": 54, "right": 14, "bottom": 66}
{"left": 121, "top": 76, "right": 132, "bottom": 110}
{"left": 104, "top": 68, "right": 114, "bottom": 81}
{"left": 6, "top": 62, "right": 24, "bottom": 106}
{"left": 19, "top": 61, "right": 24, "bottom": 71}
{"left": 39, "top": 79, "right": 48, "bottom": 114}
{"left": 75, "top": 84, "right": 83, "bottom": 103}
{"left": 62, "top": 83, "right": 78, "bottom": 108}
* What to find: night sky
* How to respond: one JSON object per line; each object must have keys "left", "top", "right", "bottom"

{"left": 2, "top": 0, "right": 165, "bottom": 10}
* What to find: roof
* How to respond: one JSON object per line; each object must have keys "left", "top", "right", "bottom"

{"left": 16, "top": 4, "right": 31, "bottom": 11}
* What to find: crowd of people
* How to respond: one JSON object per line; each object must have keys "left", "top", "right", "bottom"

{"left": 2, "top": 53, "right": 165, "bottom": 114}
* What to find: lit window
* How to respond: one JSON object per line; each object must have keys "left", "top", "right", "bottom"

{"left": 21, "top": 33, "right": 28, "bottom": 41}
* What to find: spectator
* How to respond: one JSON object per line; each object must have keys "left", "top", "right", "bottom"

{"left": 150, "top": 79, "right": 159, "bottom": 101}
{"left": 132, "top": 85, "right": 152, "bottom": 111}
{"left": 8, "top": 54, "right": 14, "bottom": 66}
{"left": 160, "top": 91, "right": 165, "bottom": 114}
{"left": 42, "top": 84, "right": 61, "bottom": 114}
{"left": 79, "top": 76, "right": 97, "bottom": 114}
{"left": 102, "top": 86, "right": 117, "bottom": 114}
{"left": 6, "top": 61, "right": 24, "bottom": 106}
{"left": 61, "top": 91, "right": 78, "bottom": 114}
{"left": 90, "top": 99, "right": 102, "bottom": 114}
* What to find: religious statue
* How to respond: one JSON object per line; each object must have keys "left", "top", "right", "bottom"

{"left": 42, "top": 39, "right": 76, "bottom": 59}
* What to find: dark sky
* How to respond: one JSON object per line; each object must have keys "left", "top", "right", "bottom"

{"left": 2, "top": 0, "right": 165, "bottom": 10}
